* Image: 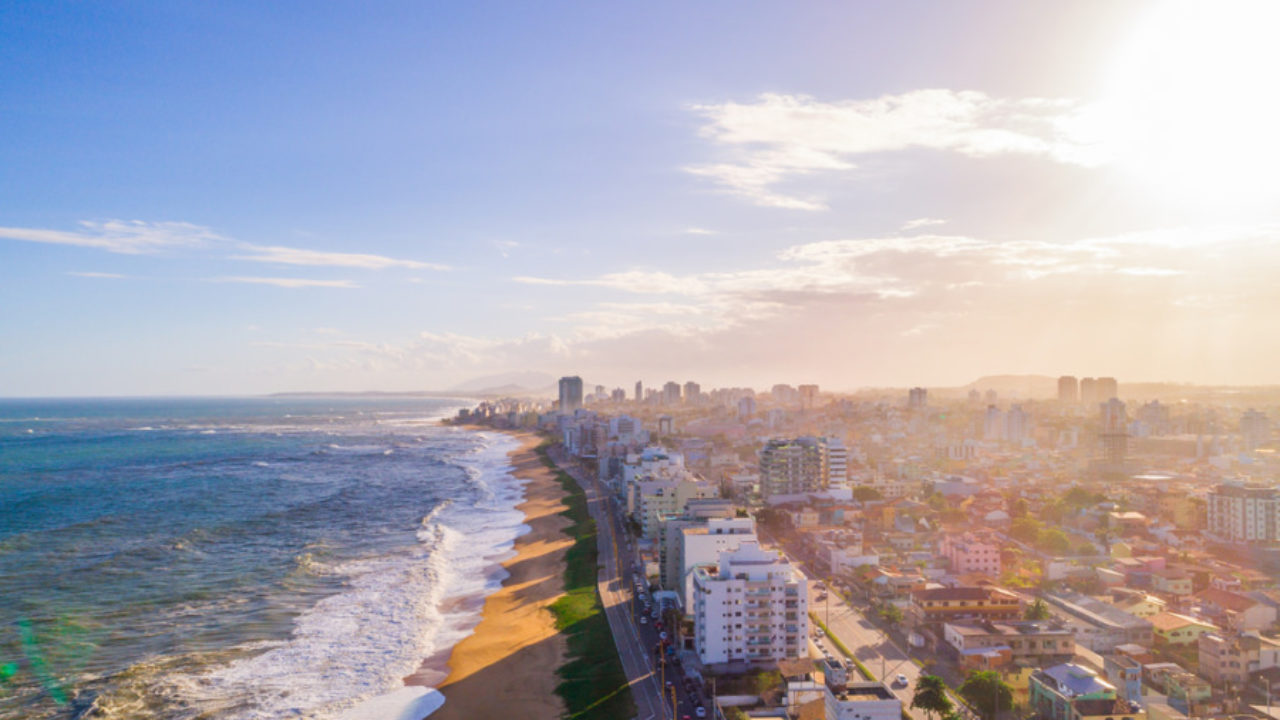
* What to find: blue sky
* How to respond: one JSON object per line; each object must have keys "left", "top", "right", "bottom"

{"left": 3, "top": 1, "right": 1280, "bottom": 395}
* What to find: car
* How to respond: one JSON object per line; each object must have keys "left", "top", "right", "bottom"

{"left": 696, "top": 708, "right": 707, "bottom": 718}
{"left": 640, "top": 615, "right": 648, "bottom": 623}
{"left": 814, "top": 628, "right": 825, "bottom": 638}
{"left": 896, "top": 674, "right": 909, "bottom": 687}
{"left": 659, "top": 631, "right": 668, "bottom": 640}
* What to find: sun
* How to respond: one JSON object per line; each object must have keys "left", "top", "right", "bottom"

{"left": 1094, "top": 0, "right": 1280, "bottom": 210}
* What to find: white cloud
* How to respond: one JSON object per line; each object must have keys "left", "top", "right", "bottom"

{"left": 231, "top": 244, "right": 448, "bottom": 271}
{"left": 902, "top": 218, "right": 947, "bottom": 231}
{"left": 687, "top": 90, "right": 1103, "bottom": 209}
{"left": 683, "top": 227, "right": 719, "bottom": 235}
{"left": 67, "top": 271, "right": 126, "bottom": 279}
{"left": 212, "top": 276, "right": 358, "bottom": 289}
{"left": 0, "top": 220, "right": 221, "bottom": 254}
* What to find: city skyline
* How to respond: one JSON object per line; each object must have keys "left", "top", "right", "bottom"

{"left": 4, "top": 1, "right": 1280, "bottom": 396}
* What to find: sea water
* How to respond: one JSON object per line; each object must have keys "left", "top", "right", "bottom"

{"left": 0, "top": 397, "right": 523, "bottom": 719}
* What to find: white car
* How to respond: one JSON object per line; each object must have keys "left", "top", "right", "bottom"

{"left": 695, "top": 707, "right": 707, "bottom": 718}
{"left": 896, "top": 674, "right": 909, "bottom": 687}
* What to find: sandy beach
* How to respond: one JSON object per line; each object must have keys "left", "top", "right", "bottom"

{"left": 413, "top": 430, "right": 571, "bottom": 720}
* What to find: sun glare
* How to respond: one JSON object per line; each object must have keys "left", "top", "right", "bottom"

{"left": 1097, "top": 0, "right": 1280, "bottom": 209}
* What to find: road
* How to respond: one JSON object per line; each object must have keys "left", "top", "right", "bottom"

{"left": 549, "top": 446, "right": 711, "bottom": 720}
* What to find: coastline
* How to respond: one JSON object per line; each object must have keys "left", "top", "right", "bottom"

{"left": 413, "top": 429, "right": 570, "bottom": 720}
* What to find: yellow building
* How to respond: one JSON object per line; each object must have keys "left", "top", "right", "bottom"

{"left": 1150, "top": 612, "right": 1218, "bottom": 646}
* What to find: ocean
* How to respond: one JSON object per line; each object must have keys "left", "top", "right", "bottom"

{"left": 0, "top": 397, "right": 524, "bottom": 720}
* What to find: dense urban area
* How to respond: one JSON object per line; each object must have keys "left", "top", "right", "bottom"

{"left": 456, "top": 375, "right": 1280, "bottom": 720}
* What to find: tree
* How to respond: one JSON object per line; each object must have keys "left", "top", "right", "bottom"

{"left": 879, "top": 604, "right": 904, "bottom": 626}
{"left": 1009, "top": 498, "right": 1029, "bottom": 518}
{"left": 1009, "top": 516, "right": 1042, "bottom": 544}
{"left": 1036, "top": 528, "right": 1071, "bottom": 556}
{"left": 958, "top": 670, "right": 1013, "bottom": 720}
{"left": 853, "top": 485, "right": 884, "bottom": 502}
{"left": 1023, "top": 597, "right": 1051, "bottom": 620}
{"left": 911, "top": 675, "right": 954, "bottom": 720}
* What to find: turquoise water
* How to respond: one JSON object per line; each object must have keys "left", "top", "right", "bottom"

{"left": 0, "top": 397, "right": 523, "bottom": 719}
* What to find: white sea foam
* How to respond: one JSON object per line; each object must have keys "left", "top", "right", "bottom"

{"left": 163, "top": 429, "right": 524, "bottom": 720}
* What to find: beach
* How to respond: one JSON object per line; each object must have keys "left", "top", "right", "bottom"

{"left": 415, "top": 430, "right": 571, "bottom": 720}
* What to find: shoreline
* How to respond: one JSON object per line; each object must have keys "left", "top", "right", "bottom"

{"left": 412, "top": 428, "right": 571, "bottom": 720}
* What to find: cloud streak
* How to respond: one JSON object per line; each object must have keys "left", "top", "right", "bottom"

{"left": 231, "top": 244, "right": 449, "bottom": 270}
{"left": 0, "top": 220, "right": 221, "bottom": 254}
{"left": 212, "top": 276, "right": 358, "bottom": 289}
{"left": 687, "top": 90, "right": 1103, "bottom": 209}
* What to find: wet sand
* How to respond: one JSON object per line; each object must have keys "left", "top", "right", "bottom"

{"left": 412, "top": 430, "right": 571, "bottom": 720}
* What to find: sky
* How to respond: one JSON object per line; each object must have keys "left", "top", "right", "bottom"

{"left": 3, "top": 0, "right": 1280, "bottom": 396}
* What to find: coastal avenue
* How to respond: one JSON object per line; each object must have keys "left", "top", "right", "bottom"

{"left": 548, "top": 446, "right": 670, "bottom": 720}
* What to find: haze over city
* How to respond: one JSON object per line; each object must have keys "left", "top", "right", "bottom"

{"left": 4, "top": 1, "right": 1280, "bottom": 396}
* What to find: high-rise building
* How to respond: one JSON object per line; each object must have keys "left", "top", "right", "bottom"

{"left": 692, "top": 542, "right": 807, "bottom": 665}
{"left": 758, "top": 436, "right": 846, "bottom": 499}
{"left": 737, "top": 396, "right": 756, "bottom": 420}
{"left": 1241, "top": 409, "right": 1271, "bottom": 452}
{"left": 662, "top": 381, "right": 682, "bottom": 406}
{"left": 610, "top": 388, "right": 626, "bottom": 403}
{"left": 1058, "top": 376, "right": 1079, "bottom": 403}
{"left": 683, "top": 381, "right": 701, "bottom": 405}
{"left": 1100, "top": 398, "right": 1128, "bottom": 466}
{"left": 1080, "top": 377, "right": 1098, "bottom": 405}
{"left": 771, "top": 384, "right": 798, "bottom": 405}
{"left": 1097, "top": 377, "right": 1119, "bottom": 401}
{"left": 984, "top": 405, "right": 1005, "bottom": 441}
{"left": 798, "top": 384, "right": 819, "bottom": 410}
{"left": 634, "top": 380, "right": 643, "bottom": 403}
{"left": 908, "top": 387, "right": 927, "bottom": 409}
{"left": 1006, "top": 404, "right": 1029, "bottom": 444}
{"left": 558, "top": 376, "right": 583, "bottom": 414}
{"left": 1208, "top": 482, "right": 1280, "bottom": 543}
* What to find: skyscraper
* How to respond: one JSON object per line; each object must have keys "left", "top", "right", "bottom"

{"left": 634, "top": 380, "right": 643, "bottom": 403}
{"left": 662, "top": 381, "right": 682, "bottom": 405}
{"left": 1079, "top": 377, "right": 1098, "bottom": 405}
{"left": 683, "top": 381, "right": 701, "bottom": 405}
{"left": 1100, "top": 398, "right": 1128, "bottom": 466}
{"left": 908, "top": 387, "right": 927, "bottom": 409}
{"left": 1097, "top": 377, "right": 1118, "bottom": 401}
{"left": 558, "top": 376, "right": 583, "bottom": 414}
{"left": 1057, "top": 376, "right": 1078, "bottom": 403}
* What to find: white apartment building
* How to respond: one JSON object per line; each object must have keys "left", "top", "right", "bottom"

{"left": 679, "top": 517, "right": 758, "bottom": 612}
{"left": 692, "top": 542, "right": 808, "bottom": 666}
{"left": 1208, "top": 481, "right": 1280, "bottom": 543}
{"left": 635, "top": 478, "right": 717, "bottom": 540}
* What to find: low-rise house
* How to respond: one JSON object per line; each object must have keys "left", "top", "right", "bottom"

{"left": 1103, "top": 654, "right": 1144, "bottom": 704}
{"left": 1151, "top": 570, "right": 1194, "bottom": 597}
{"left": 1030, "top": 663, "right": 1144, "bottom": 720}
{"left": 1045, "top": 592, "right": 1155, "bottom": 652}
{"left": 1149, "top": 612, "right": 1218, "bottom": 646}
{"left": 1108, "top": 589, "right": 1168, "bottom": 618}
{"left": 910, "top": 586, "right": 1021, "bottom": 626}
{"left": 1194, "top": 587, "right": 1278, "bottom": 632}
{"left": 944, "top": 620, "right": 1074, "bottom": 669}
{"left": 1198, "top": 632, "right": 1280, "bottom": 687}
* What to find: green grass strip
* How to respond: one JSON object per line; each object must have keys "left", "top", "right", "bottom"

{"left": 537, "top": 440, "right": 636, "bottom": 720}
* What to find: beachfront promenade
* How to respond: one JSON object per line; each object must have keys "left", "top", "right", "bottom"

{"left": 548, "top": 446, "right": 670, "bottom": 720}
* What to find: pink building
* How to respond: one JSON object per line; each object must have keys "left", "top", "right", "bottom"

{"left": 940, "top": 533, "right": 1002, "bottom": 576}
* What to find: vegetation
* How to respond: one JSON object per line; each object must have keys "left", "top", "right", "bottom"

{"left": 1023, "top": 597, "right": 1051, "bottom": 620}
{"left": 538, "top": 441, "right": 636, "bottom": 720}
{"left": 911, "top": 674, "right": 954, "bottom": 720}
{"left": 879, "top": 604, "right": 904, "bottom": 626}
{"left": 958, "top": 670, "right": 1013, "bottom": 720}
{"left": 853, "top": 485, "right": 884, "bottom": 502}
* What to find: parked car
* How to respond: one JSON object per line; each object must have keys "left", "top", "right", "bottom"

{"left": 895, "top": 674, "right": 909, "bottom": 687}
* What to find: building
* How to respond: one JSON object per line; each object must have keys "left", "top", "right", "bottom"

{"left": 908, "top": 387, "right": 928, "bottom": 409}
{"left": 1058, "top": 376, "right": 1079, "bottom": 403}
{"left": 1097, "top": 377, "right": 1119, "bottom": 401}
{"left": 676, "top": 517, "right": 758, "bottom": 609}
{"left": 635, "top": 476, "right": 717, "bottom": 541}
{"left": 692, "top": 542, "right": 808, "bottom": 666}
{"left": 759, "top": 436, "right": 838, "bottom": 500}
{"left": 1198, "top": 632, "right": 1280, "bottom": 687}
{"left": 940, "top": 533, "right": 1002, "bottom": 575}
{"left": 1194, "top": 587, "right": 1278, "bottom": 632}
{"left": 1241, "top": 409, "right": 1271, "bottom": 451}
{"left": 910, "top": 586, "right": 1021, "bottom": 626}
{"left": 1100, "top": 398, "right": 1129, "bottom": 467}
{"left": 634, "top": 380, "right": 642, "bottom": 402}
{"left": 1207, "top": 481, "right": 1280, "bottom": 543}
{"left": 558, "top": 375, "right": 584, "bottom": 413}
{"left": 943, "top": 620, "right": 1075, "bottom": 668}
{"left": 1044, "top": 592, "right": 1154, "bottom": 652}
{"left": 1029, "top": 663, "right": 1144, "bottom": 720}
{"left": 1148, "top": 612, "right": 1217, "bottom": 646}
{"left": 824, "top": 682, "right": 902, "bottom": 720}
{"left": 684, "top": 381, "right": 701, "bottom": 405}
{"left": 662, "top": 381, "right": 682, "bottom": 406}
{"left": 1080, "top": 377, "right": 1099, "bottom": 406}
{"left": 799, "top": 384, "right": 820, "bottom": 410}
